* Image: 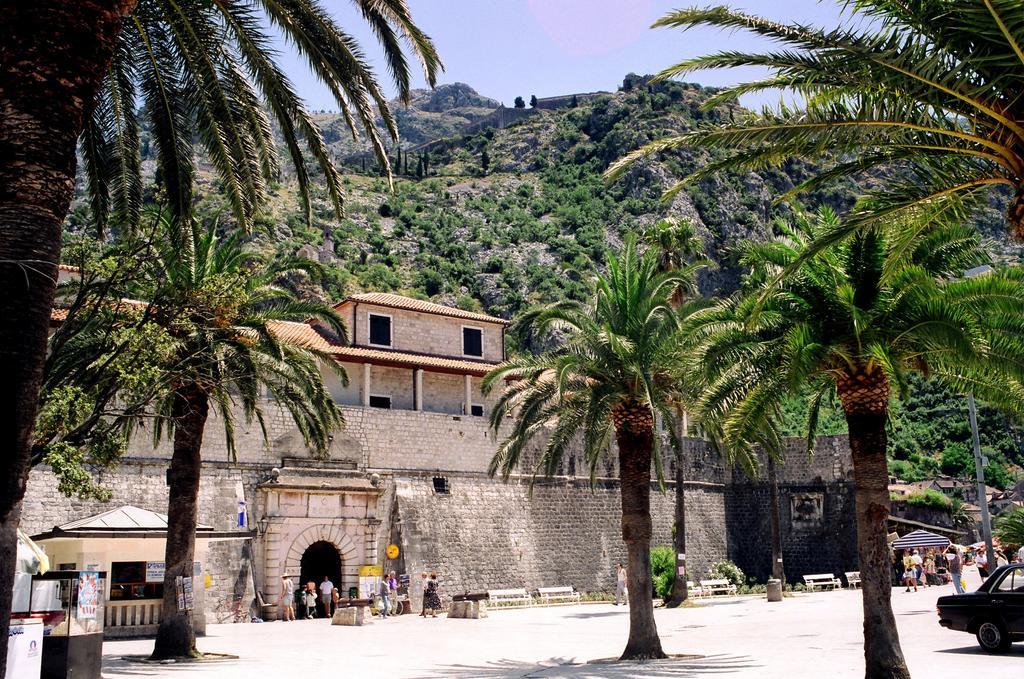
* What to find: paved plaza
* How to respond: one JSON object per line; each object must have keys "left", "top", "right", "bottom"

{"left": 101, "top": 570, "right": 1020, "bottom": 678}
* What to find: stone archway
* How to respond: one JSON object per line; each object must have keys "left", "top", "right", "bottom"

{"left": 283, "top": 524, "right": 359, "bottom": 593}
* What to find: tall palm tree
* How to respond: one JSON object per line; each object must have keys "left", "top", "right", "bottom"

{"left": 686, "top": 209, "right": 1024, "bottom": 679}
{"left": 640, "top": 217, "right": 707, "bottom": 607}
{"left": 606, "top": 2, "right": 1024, "bottom": 245}
{"left": 127, "top": 214, "right": 346, "bottom": 658}
{"left": 0, "top": 1, "right": 439, "bottom": 662}
{"left": 995, "top": 507, "right": 1024, "bottom": 547}
{"left": 483, "top": 238, "right": 696, "bottom": 660}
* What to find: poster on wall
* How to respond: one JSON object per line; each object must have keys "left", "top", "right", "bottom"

{"left": 357, "top": 565, "right": 382, "bottom": 600}
{"left": 175, "top": 577, "right": 185, "bottom": 611}
{"left": 182, "top": 577, "right": 194, "bottom": 610}
{"left": 77, "top": 571, "right": 99, "bottom": 620}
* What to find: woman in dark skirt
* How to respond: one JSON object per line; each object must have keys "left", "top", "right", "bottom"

{"left": 423, "top": 572, "right": 441, "bottom": 618}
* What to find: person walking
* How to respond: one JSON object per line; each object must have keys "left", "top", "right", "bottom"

{"left": 423, "top": 572, "right": 441, "bottom": 618}
{"left": 280, "top": 574, "right": 296, "bottom": 621}
{"left": 303, "top": 581, "right": 318, "bottom": 619}
{"left": 902, "top": 551, "right": 917, "bottom": 592}
{"left": 419, "top": 572, "right": 429, "bottom": 617}
{"left": 1017, "top": 543, "right": 1024, "bottom": 564}
{"left": 614, "top": 563, "right": 627, "bottom": 605}
{"left": 976, "top": 548, "right": 989, "bottom": 579}
{"left": 910, "top": 549, "right": 924, "bottom": 587}
{"left": 319, "top": 576, "right": 335, "bottom": 618}
{"left": 379, "top": 576, "right": 390, "bottom": 619}
{"left": 387, "top": 571, "right": 399, "bottom": 615}
{"left": 947, "top": 547, "right": 964, "bottom": 595}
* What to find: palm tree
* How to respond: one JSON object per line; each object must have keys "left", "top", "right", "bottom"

{"left": 686, "top": 209, "right": 1024, "bottom": 679}
{"left": 995, "top": 507, "right": 1024, "bottom": 548}
{"left": 640, "top": 217, "right": 707, "bottom": 607}
{"left": 483, "top": 238, "right": 695, "bottom": 660}
{"left": 606, "top": 2, "right": 1024, "bottom": 244}
{"left": 0, "top": 1, "right": 439, "bottom": 661}
{"left": 148, "top": 216, "right": 346, "bottom": 658}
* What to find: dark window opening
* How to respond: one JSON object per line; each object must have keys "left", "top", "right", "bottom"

{"left": 369, "top": 314, "right": 392, "bottom": 346}
{"left": 463, "top": 327, "right": 483, "bottom": 357}
{"left": 470, "top": 404, "right": 484, "bottom": 417}
{"left": 110, "top": 561, "right": 163, "bottom": 600}
{"left": 369, "top": 395, "right": 392, "bottom": 409}
{"left": 432, "top": 476, "right": 450, "bottom": 494}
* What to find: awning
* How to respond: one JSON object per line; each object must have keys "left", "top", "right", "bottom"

{"left": 31, "top": 504, "right": 251, "bottom": 542}
{"left": 17, "top": 529, "right": 49, "bottom": 575}
{"left": 892, "top": 529, "right": 951, "bottom": 550}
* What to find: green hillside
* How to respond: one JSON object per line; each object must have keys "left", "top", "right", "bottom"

{"left": 65, "top": 75, "right": 1024, "bottom": 487}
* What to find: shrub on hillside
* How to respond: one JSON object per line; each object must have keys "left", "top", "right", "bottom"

{"left": 904, "top": 489, "right": 953, "bottom": 511}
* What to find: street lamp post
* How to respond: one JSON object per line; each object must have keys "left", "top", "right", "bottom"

{"left": 967, "top": 394, "right": 997, "bottom": 572}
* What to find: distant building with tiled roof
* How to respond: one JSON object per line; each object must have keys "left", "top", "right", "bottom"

{"left": 337, "top": 292, "right": 509, "bottom": 326}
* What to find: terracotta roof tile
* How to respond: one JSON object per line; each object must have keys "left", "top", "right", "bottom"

{"left": 338, "top": 292, "right": 509, "bottom": 325}
{"left": 266, "top": 320, "right": 337, "bottom": 352}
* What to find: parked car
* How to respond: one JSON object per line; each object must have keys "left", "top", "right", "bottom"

{"left": 937, "top": 563, "right": 1024, "bottom": 652}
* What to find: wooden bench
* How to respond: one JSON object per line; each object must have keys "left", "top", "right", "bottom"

{"left": 686, "top": 581, "right": 708, "bottom": 598}
{"left": 844, "top": 571, "right": 862, "bottom": 589}
{"left": 698, "top": 579, "right": 737, "bottom": 596}
{"left": 803, "top": 574, "right": 842, "bottom": 591}
{"left": 537, "top": 586, "right": 581, "bottom": 605}
{"left": 487, "top": 588, "right": 533, "bottom": 607}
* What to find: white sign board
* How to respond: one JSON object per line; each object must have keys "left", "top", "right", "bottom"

{"left": 146, "top": 562, "right": 165, "bottom": 583}
{"left": 6, "top": 619, "right": 42, "bottom": 679}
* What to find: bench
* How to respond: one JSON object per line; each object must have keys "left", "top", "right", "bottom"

{"left": 537, "top": 586, "right": 581, "bottom": 605}
{"left": 487, "top": 588, "right": 533, "bottom": 607}
{"left": 698, "top": 579, "right": 737, "bottom": 596}
{"left": 803, "top": 574, "right": 842, "bottom": 591}
{"left": 686, "top": 581, "right": 708, "bottom": 598}
{"left": 844, "top": 571, "right": 862, "bottom": 589}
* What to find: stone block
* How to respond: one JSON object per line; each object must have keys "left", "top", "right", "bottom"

{"left": 331, "top": 606, "right": 364, "bottom": 626}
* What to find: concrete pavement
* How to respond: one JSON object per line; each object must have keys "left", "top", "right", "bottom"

{"left": 101, "top": 569, "right": 1021, "bottom": 678}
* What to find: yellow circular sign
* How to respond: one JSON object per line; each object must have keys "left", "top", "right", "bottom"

{"left": 386, "top": 544, "right": 400, "bottom": 559}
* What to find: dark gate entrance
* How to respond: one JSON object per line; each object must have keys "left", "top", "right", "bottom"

{"left": 300, "top": 540, "right": 342, "bottom": 598}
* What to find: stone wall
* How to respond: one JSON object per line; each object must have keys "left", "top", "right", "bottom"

{"left": 724, "top": 436, "right": 859, "bottom": 584}
{"left": 340, "top": 303, "right": 504, "bottom": 362}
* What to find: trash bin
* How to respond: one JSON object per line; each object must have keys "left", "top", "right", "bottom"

{"left": 766, "top": 578, "right": 783, "bottom": 602}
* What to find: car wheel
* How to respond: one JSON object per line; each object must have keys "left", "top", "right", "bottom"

{"left": 976, "top": 619, "right": 1011, "bottom": 653}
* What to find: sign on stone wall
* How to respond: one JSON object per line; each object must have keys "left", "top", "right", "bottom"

{"left": 790, "top": 492, "right": 825, "bottom": 528}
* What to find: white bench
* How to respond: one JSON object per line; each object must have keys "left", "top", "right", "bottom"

{"left": 844, "top": 571, "right": 862, "bottom": 589}
{"left": 537, "top": 586, "right": 580, "bottom": 605}
{"left": 699, "top": 579, "right": 737, "bottom": 596}
{"left": 487, "top": 588, "right": 533, "bottom": 607}
{"left": 803, "top": 574, "right": 842, "bottom": 591}
{"left": 686, "top": 581, "right": 708, "bottom": 598}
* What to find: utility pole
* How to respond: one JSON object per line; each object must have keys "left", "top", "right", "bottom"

{"left": 967, "top": 394, "right": 997, "bottom": 572}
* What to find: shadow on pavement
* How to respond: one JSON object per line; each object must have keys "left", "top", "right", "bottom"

{"left": 935, "top": 645, "right": 1024, "bottom": 657}
{"left": 563, "top": 611, "right": 624, "bottom": 619}
{"left": 102, "top": 656, "right": 245, "bottom": 677}
{"left": 431, "top": 653, "right": 758, "bottom": 678}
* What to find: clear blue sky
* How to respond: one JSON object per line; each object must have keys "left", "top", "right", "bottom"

{"left": 278, "top": 1, "right": 848, "bottom": 111}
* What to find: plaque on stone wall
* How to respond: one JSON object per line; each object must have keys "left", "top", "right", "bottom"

{"left": 790, "top": 492, "right": 824, "bottom": 528}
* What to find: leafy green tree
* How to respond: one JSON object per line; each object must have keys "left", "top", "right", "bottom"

{"left": 483, "top": 238, "right": 696, "bottom": 660}
{"left": 1, "top": 3, "right": 439, "bottom": 657}
{"left": 607, "top": 2, "right": 1024, "bottom": 241}
{"left": 686, "top": 209, "right": 1024, "bottom": 679}
{"left": 481, "top": 149, "right": 490, "bottom": 175}
{"left": 941, "top": 442, "right": 974, "bottom": 477}
{"left": 514, "top": 95, "right": 525, "bottom": 108}
{"left": 530, "top": 94, "right": 538, "bottom": 108}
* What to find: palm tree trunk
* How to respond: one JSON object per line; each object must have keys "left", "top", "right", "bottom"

{"left": 0, "top": 4, "right": 136, "bottom": 674}
{"left": 666, "top": 444, "right": 688, "bottom": 607}
{"left": 614, "top": 403, "right": 667, "bottom": 661}
{"left": 152, "top": 386, "right": 209, "bottom": 660}
{"left": 837, "top": 371, "right": 909, "bottom": 679}
{"left": 767, "top": 456, "right": 785, "bottom": 582}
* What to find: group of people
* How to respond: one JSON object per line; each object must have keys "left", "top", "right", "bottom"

{"left": 278, "top": 570, "right": 432, "bottom": 620}
{"left": 898, "top": 543, "right": 1024, "bottom": 595}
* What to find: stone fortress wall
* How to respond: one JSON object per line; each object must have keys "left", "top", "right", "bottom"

{"left": 22, "top": 402, "right": 858, "bottom": 622}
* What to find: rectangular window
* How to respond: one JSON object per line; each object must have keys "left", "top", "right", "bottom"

{"left": 470, "top": 404, "right": 484, "bottom": 417}
{"left": 110, "top": 561, "right": 163, "bottom": 600}
{"left": 368, "top": 395, "right": 392, "bottom": 409}
{"left": 368, "top": 313, "right": 392, "bottom": 347}
{"left": 462, "top": 327, "right": 483, "bottom": 357}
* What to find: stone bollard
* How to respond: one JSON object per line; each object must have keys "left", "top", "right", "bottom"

{"left": 331, "top": 606, "right": 364, "bottom": 626}
{"left": 474, "top": 600, "right": 488, "bottom": 618}
{"left": 448, "top": 601, "right": 469, "bottom": 618}
{"left": 766, "top": 579, "right": 783, "bottom": 602}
